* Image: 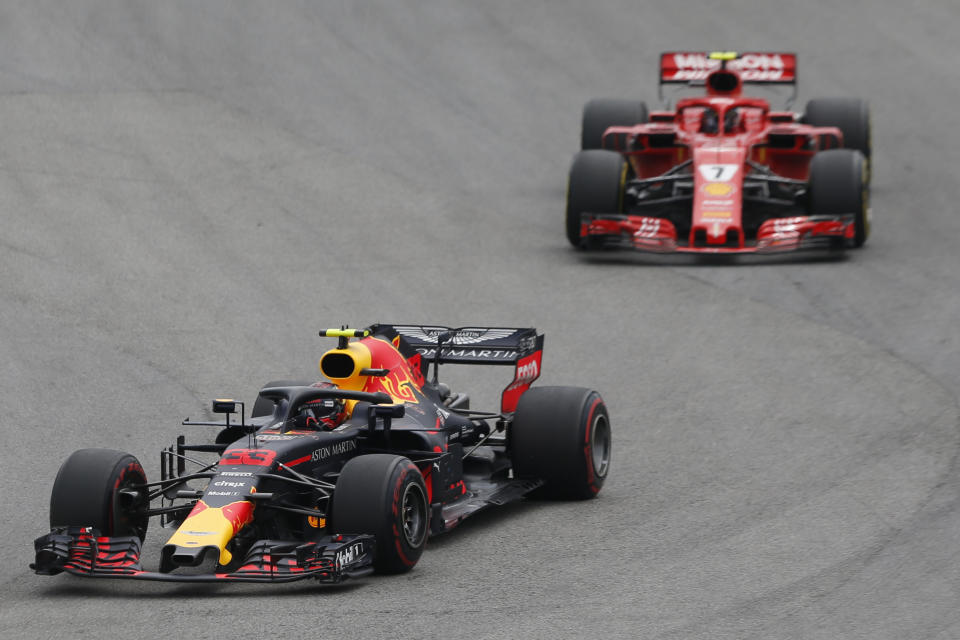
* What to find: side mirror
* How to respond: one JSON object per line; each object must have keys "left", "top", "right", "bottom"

{"left": 211, "top": 399, "right": 244, "bottom": 431}
{"left": 212, "top": 399, "right": 239, "bottom": 414}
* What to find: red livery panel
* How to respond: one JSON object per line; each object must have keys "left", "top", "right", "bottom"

{"left": 568, "top": 51, "right": 871, "bottom": 256}
{"left": 661, "top": 52, "right": 797, "bottom": 84}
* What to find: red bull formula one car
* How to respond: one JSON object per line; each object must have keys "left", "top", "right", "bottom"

{"left": 32, "top": 324, "right": 611, "bottom": 583}
{"left": 567, "top": 51, "right": 871, "bottom": 254}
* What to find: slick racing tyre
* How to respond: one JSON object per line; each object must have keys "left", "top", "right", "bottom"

{"left": 331, "top": 454, "right": 429, "bottom": 574}
{"left": 566, "top": 149, "right": 626, "bottom": 248}
{"left": 49, "top": 448, "right": 149, "bottom": 541}
{"left": 251, "top": 379, "right": 313, "bottom": 418}
{"left": 803, "top": 98, "right": 871, "bottom": 181}
{"left": 808, "top": 149, "right": 870, "bottom": 248}
{"left": 511, "top": 386, "right": 612, "bottom": 500}
{"left": 581, "top": 98, "right": 649, "bottom": 150}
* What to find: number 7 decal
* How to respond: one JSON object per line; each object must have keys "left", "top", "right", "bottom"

{"left": 699, "top": 164, "right": 738, "bottom": 182}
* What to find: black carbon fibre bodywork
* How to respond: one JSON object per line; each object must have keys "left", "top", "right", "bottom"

{"left": 33, "top": 324, "right": 557, "bottom": 584}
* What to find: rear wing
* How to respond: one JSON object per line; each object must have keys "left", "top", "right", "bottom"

{"left": 370, "top": 324, "right": 544, "bottom": 413}
{"left": 660, "top": 51, "right": 797, "bottom": 85}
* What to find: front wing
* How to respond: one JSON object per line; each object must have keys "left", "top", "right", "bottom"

{"left": 32, "top": 527, "right": 375, "bottom": 583}
{"left": 581, "top": 213, "right": 855, "bottom": 254}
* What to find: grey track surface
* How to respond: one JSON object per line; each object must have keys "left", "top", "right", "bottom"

{"left": 1, "top": 2, "right": 958, "bottom": 638}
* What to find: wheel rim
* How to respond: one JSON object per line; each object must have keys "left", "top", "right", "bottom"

{"left": 113, "top": 475, "right": 148, "bottom": 540}
{"left": 400, "top": 482, "right": 427, "bottom": 548}
{"left": 590, "top": 413, "right": 612, "bottom": 479}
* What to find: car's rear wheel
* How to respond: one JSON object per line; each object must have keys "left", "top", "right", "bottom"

{"left": 581, "top": 98, "right": 649, "bottom": 150}
{"left": 49, "top": 448, "right": 149, "bottom": 540}
{"left": 331, "top": 454, "right": 429, "bottom": 574}
{"left": 808, "top": 149, "right": 869, "bottom": 248}
{"left": 566, "top": 150, "right": 626, "bottom": 248}
{"left": 511, "top": 386, "right": 611, "bottom": 500}
{"left": 803, "top": 98, "right": 871, "bottom": 181}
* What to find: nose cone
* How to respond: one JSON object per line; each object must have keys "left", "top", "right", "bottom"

{"left": 692, "top": 146, "right": 746, "bottom": 247}
{"left": 162, "top": 500, "right": 254, "bottom": 570}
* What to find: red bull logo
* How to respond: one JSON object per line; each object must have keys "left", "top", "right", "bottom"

{"left": 165, "top": 499, "right": 254, "bottom": 565}
{"left": 370, "top": 368, "right": 419, "bottom": 404}
{"left": 220, "top": 501, "right": 254, "bottom": 535}
{"left": 361, "top": 337, "right": 422, "bottom": 404}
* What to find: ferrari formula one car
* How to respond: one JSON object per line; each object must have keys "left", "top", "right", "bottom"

{"left": 567, "top": 51, "right": 872, "bottom": 254}
{"left": 32, "top": 324, "right": 611, "bottom": 583}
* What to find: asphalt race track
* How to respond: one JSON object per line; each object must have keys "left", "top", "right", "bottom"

{"left": 2, "top": 2, "right": 959, "bottom": 638}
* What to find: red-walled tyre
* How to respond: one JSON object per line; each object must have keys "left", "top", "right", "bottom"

{"left": 331, "top": 454, "right": 429, "bottom": 574}
{"left": 511, "top": 386, "right": 612, "bottom": 499}
{"left": 49, "top": 448, "right": 149, "bottom": 541}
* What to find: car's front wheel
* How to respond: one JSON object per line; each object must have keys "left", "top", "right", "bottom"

{"left": 49, "top": 448, "right": 149, "bottom": 540}
{"left": 566, "top": 150, "right": 627, "bottom": 248}
{"left": 331, "top": 454, "right": 429, "bottom": 573}
{"left": 808, "top": 149, "right": 869, "bottom": 247}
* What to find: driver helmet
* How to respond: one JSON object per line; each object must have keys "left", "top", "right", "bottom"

{"left": 700, "top": 108, "right": 719, "bottom": 134}
{"left": 297, "top": 382, "right": 347, "bottom": 430}
{"left": 723, "top": 107, "right": 741, "bottom": 133}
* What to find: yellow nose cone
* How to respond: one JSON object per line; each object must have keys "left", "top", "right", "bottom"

{"left": 164, "top": 500, "right": 253, "bottom": 566}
